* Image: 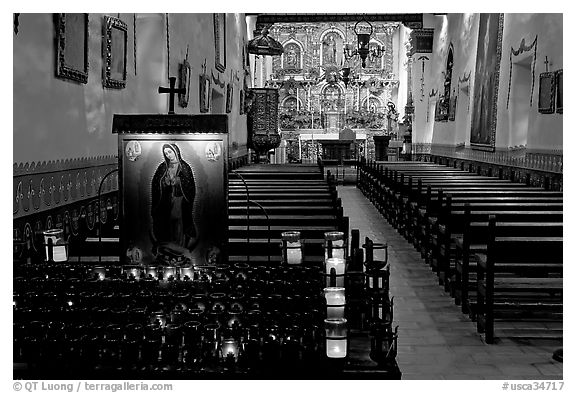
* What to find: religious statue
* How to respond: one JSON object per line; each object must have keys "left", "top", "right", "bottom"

{"left": 323, "top": 34, "right": 338, "bottom": 64}
{"left": 386, "top": 102, "right": 399, "bottom": 133}
{"left": 284, "top": 43, "right": 300, "bottom": 68}
{"left": 151, "top": 143, "right": 198, "bottom": 264}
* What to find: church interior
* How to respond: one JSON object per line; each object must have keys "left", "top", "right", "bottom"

{"left": 12, "top": 13, "right": 563, "bottom": 381}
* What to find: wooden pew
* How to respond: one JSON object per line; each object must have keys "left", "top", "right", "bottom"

{"left": 454, "top": 220, "right": 563, "bottom": 316}
{"left": 475, "top": 219, "right": 563, "bottom": 343}
{"left": 432, "top": 207, "right": 563, "bottom": 289}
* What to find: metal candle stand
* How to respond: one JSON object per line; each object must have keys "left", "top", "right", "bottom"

{"left": 13, "top": 227, "right": 402, "bottom": 378}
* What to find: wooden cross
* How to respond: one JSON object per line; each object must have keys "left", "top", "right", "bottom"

{"left": 158, "top": 77, "right": 186, "bottom": 114}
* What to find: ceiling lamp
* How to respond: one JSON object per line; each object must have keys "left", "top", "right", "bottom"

{"left": 247, "top": 26, "right": 284, "bottom": 56}
{"left": 343, "top": 16, "right": 384, "bottom": 68}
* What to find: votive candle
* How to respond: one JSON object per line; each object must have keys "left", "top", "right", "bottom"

{"left": 324, "top": 287, "right": 346, "bottom": 319}
{"left": 325, "top": 318, "right": 348, "bottom": 359}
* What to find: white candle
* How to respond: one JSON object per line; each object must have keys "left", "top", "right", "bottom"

{"left": 146, "top": 267, "right": 158, "bottom": 279}
{"left": 287, "top": 245, "right": 302, "bottom": 265}
{"left": 325, "top": 258, "right": 345, "bottom": 275}
{"left": 326, "top": 339, "right": 347, "bottom": 358}
{"left": 325, "top": 288, "right": 346, "bottom": 305}
{"left": 180, "top": 267, "right": 194, "bottom": 280}
{"left": 43, "top": 229, "right": 67, "bottom": 262}
{"left": 325, "top": 258, "right": 346, "bottom": 288}
{"left": 93, "top": 266, "right": 106, "bottom": 281}
{"left": 325, "top": 288, "right": 346, "bottom": 319}
{"left": 325, "top": 248, "right": 345, "bottom": 261}
{"left": 222, "top": 338, "right": 239, "bottom": 359}
{"left": 163, "top": 267, "right": 176, "bottom": 280}
{"left": 51, "top": 245, "right": 67, "bottom": 262}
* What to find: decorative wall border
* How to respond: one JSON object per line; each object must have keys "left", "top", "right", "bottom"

{"left": 13, "top": 155, "right": 119, "bottom": 220}
{"left": 430, "top": 144, "right": 562, "bottom": 173}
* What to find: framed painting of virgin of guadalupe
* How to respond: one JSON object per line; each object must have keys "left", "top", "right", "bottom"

{"left": 113, "top": 114, "right": 228, "bottom": 267}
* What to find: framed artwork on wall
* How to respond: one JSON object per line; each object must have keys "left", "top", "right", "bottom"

{"left": 55, "top": 13, "right": 89, "bottom": 84}
{"left": 448, "top": 94, "right": 457, "bottom": 121}
{"left": 538, "top": 72, "right": 556, "bottom": 114}
{"left": 470, "top": 13, "right": 504, "bottom": 151}
{"left": 225, "top": 83, "right": 233, "bottom": 114}
{"left": 239, "top": 90, "right": 245, "bottom": 115}
{"left": 555, "top": 69, "right": 562, "bottom": 114}
{"left": 114, "top": 118, "right": 229, "bottom": 266}
{"left": 214, "top": 14, "right": 226, "bottom": 73}
{"left": 103, "top": 15, "right": 128, "bottom": 89}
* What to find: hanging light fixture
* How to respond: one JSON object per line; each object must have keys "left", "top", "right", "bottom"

{"left": 343, "top": 16, "right": 384, "bottom": 68}
{"left": 247, "top": 25, "right": 284, "bottom": 56}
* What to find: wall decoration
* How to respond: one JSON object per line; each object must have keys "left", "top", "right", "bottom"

{"left": 133, "top": 14, "right": 137, "bottom": 75}
{"left": 506, "top": 36, "right": 537, "bottom": 109}
{"left": 55, "top": 13, "right": 89, "bottom": 84}
{"left": 13, "top": 156, "right": 118, "bottom": 220}
{"left": 321, "top": 31, "right": 343, "bottom": 66}
{"left": 214, "top": 13, "right": 226, "bottom": 73}
{"left": 199, "top": 60, "right": 211, "bottom": 113}
{"left": 458, "top": 71, "right": 471, "bottom": 112}
{"left": 211, "top": 71, "right": 226, "bottom": 89}
{"left": 103, "top": 15, "right": 128, "bottom": 89}
{"left": 434, "top": 96, "right": 448, "bottom": 122}
{"left": 225, "top": 83, "right": 233, "bottom": 113}
{"left": 538, "top": 72, "right": 556, "bottom": 114}
{"left": 113, "top": 115, "right": 228, "bottom": 266}
{"left": 178, "top": 56, "right": 191, "bottom": 108}
{"left": 436, "top": 44, "right": 454, "bottom": 122}
{"left": 555, "top": 69, "right": 562, "bottom": 114}
{"left": 417, "top": 55, "right": 429, "bottom": 101}
{"left": 411, "top": 28, "right": 434, "bottom": 53}
{"left": 239, "top": 90, "right": 245, "bottom": 115}
{"left": 448, "top": 92, "right": 457, "bottom": 121}
{"left": 470, "top": 13, "right": 504, "bottom": 151}
{"left": 14, "top": 13, "right": 20, "bottom": 35}
{"left": 283, "top": 42, "right": 302, "bottom": 70}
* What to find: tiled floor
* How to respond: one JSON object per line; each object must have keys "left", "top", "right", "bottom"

{"left": 338, "top": 185, "right": 563, "bottom": 380}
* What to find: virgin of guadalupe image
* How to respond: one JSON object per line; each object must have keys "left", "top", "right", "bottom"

{"left": 151, "top": 143, "right": 198, "bottom": 265}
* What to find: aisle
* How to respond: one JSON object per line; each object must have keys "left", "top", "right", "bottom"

{"left": 338, "top": 186, "right": 562, "bottom": 380}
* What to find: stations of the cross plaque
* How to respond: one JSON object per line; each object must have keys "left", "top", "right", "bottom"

{"left": 158, "top": 77, "right": 186, "bottom": 114}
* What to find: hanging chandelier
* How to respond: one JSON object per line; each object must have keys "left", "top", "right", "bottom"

{"left": 343, "top": 16, "right": 384, "bottom": 68}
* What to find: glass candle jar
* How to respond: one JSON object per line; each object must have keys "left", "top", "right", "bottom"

{"left": 165, "top": 323, "right": 182, "bottom": 346}
{"left": 233, "top": 263, "right": 250, "bottom": 282}
{"left": 324, "top": 231, "right": 348, "bottom": 261}
{"left": 365, "top": 266, "right": 390, "bottom": 294}
{"left": 92, "top": 266, "right": 106, "bottom": 281}
{"left": 324, "top": 287, "right": 346, "bottom": 320}
{"left": 162, "top": 266, "right": 177, "bottom": 281}
{"left": 180, "top": 266, "right": 194, "bottom": 281}
{"left": 281, "top": 231, "right": 303, "bottom": 265}
{"left": 324, "top": 318, "right": 348, "bottom": 359}
{"left": 367, "top": 294, "right": 394, "bottom": 324}
{"left": 183, "top": 321, "right": 202, "bottom": 347}
{"left": 209, "top": 292, "right": 227, "bottom": 312}
{"left": 363, "top": 241, "right": 388, "bottom": 272}
{"left": 146, "top": 266, "right": 158, "bottom": 280}
{"left": 221, "top": 338, "right": 239, "bottom": 363}
{"left": 369, "top": 322, "right": 398, "bottom": 365}
{"left": 324, "top": 258, "right": 346, "bottom": 288}
{"left": 123, "top": 265, "right": 141, "bottom": 281}
{"left": 42, "top": 229, "right": 68, "bottom": 262}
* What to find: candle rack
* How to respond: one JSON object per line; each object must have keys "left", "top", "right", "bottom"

{"left": 13, "top": 246, "right": 401, "bottom": 378}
